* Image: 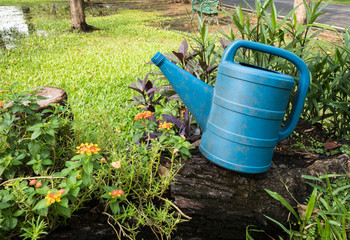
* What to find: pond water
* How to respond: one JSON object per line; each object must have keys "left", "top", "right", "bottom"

{"left": 0, "top": 6, "right": 29, "bottom": 49}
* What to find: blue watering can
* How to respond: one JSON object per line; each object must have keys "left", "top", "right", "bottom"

{"left": 151, "top": 40, "right": 310, "bottom": 174}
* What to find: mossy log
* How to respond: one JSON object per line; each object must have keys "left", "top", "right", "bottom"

{"left": 172, "top": 148, "right": 350, "bottom": 240}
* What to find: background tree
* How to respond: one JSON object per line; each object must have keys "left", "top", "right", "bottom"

{"left": 70, "top": 0, "right": 97, "bottom": 32}
{"left": 294, "top": 0, "right": 311, "bottom": 24}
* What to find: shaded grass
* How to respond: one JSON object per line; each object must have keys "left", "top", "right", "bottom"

{"left": 0, "top": 8, "right": 183, "bottom": 151}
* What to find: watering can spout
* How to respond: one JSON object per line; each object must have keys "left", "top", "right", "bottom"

{"left": 151, "top": 52, "right": 214, "bottom": 131}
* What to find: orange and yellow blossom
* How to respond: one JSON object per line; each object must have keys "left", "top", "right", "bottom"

{"left": 108, "top": 189, "right": 124, "bottom": 198}
{"left": 45, "top": 190, "right": 64, "bottom": 205}
{"left": 159, "top": 121, "right": 173, "bottom": 131}
{"left": 135, "top": 111, "right": 153, "bottom": 121}
{"left": 76, "top": 143, "right": 101, "bottom": 155}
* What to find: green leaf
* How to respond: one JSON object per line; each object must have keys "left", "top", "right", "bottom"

{"left": 36, "top": 186, "right": 50, "bottom": 196}
{"left": 110, "top": 201, "right": 120, "bottom": 215}
{"left": 31, "top": 129, "right": 42, "bottom": 140}
{"left": 332, "top": 184, "right": 350, "bottom": 195}
{"left": 264, "top": 215, "right": 291, "bottom": 235}
{"left": 46, "top": 128, "right": 55, "bottom": 137}
{"left": 82, "top": 171, "right": 91, "bottom": 186}
{"left": 71, "top": 154, "right": 85, "bottom": 161}
{"left": 0, "top": 166, "right": 5, "bottom": 176}
{"left": 67, "top": 176, "right": 77, "bottom": 187}
{"left": 101, "top": 193, "right": 110, "bottom": 199}
{"left": 42, "top": 159, "right": 53, "bottom": 165}
{"left": 304, "top": 188, "right": 317, "bottom": 224}
{"left": 69, "top": 187, "right": 80, "bottom": 198}
{"left": 28, "top": 142, "right": 41, "bottom": 157}
{"left": 0, "top": 201, "right": 11, "bottom": 209}
{"left": 83, "top": 161, "right": 93, "bottom": 175}
{"left": 9, "top": 217, "right": 18, "bottom": 230}
{"left": 26, "top": 159, "right": 37, "bottom": 165}
{"left": 132, "top": 132, "right": 142, "bottom": 143}
{"left": 56, "top": 204, "right": 71, "bottom": 218}
{"left": 265, "top": 189, "right": 299, "bottom": 221}
{"left": 27, "top": 123, "right": 43, "bottom": 132}
{"left": 33, "top": 199, "right": 49, "bottom": 210}
{"left": 13, "top": 210, "right": 24, "bottom": 217}
{"left": 58, "top": 198, "right": 69, "bottom": 208}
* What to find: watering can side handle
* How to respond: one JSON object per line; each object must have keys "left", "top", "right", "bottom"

{"left": 221, "top": 40, "right": 310, "bottom": 142}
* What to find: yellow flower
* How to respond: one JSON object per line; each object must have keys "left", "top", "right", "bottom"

{"left": 76, "top": 143, "right": 101, "bottom": 155}
{"left": 159, "top": 121, "right": 173, "bottom": 131}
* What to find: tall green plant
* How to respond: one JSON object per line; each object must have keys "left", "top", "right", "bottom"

{"left": 304, "top": 28, "right": 350, "bottom": 137}
{"left": 261, "top": 174, "right": 350, "bottom": 239}
{"left": 186, "top": 15, "right": 222, "bottom": 85}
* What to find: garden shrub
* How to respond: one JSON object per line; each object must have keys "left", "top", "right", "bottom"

{"left": 0, "top": 84, "right": 191, "bottom": 239}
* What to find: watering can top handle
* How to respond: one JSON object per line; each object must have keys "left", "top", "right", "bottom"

{"left": 222, "top": 40, "right": 310, "bottom": 142}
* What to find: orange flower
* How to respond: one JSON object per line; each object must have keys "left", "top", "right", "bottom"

{"left": 0, "top": 101, "right": 4, "bottom": 107}
{"left": 58, "top": 189, "right": 65, "bottom": 195}
{"left": 45, "top": 190, "right": 64, "bottom": 205}
{"left": 35, "top": 181, "right": 42, "bottom": 188}
{"left": 100, "top": 158, "right": 106, "bottom": 163}
{"left": 108, "top": 189, "right": 124, "bottom": 198}
{"left": 180, "top": 109, "right": 186, "bottom": 117}
{"left": 29, "top": 179, "right": 37, "bottom": 186}
{"left": 159, "top": 121, "right": 173, "bottom": 130}
{"left": 76, "top": 143, "right": 101, "bottom": 155}
{"left": 135, "top": 111, "right": 153, "bottom": 121}
{"left": 143, "top": 111, "right": 152, "bottom": 119}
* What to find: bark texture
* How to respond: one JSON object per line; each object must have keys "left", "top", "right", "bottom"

{"left": 294, "top": 0, "right": 311, "bottom": 25}
{"left": 35, "top": 86, "right": 67, "bottom": 111}
{"left": 70, "top": 0, "right": 97, "bottom": 32}
{"left": 172, "top": 149, "right": 350, "bottom": 239}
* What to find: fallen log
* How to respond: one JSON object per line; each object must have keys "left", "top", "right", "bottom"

{"left": 172, "top": 149, "right": 350, "bottom": 240}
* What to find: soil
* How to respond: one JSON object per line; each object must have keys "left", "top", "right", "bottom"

{"left": 44, "top": 0, "right": 349, "bottom": 239}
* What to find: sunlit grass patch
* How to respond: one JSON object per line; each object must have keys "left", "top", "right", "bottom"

{"left": 0, "top": 8, "right": 183, "bottom": 149}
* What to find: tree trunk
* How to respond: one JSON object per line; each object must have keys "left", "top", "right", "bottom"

{"left": 69, "top": 0, "right": 97, "bottom": 32}
{"left": 171, "top": 149, "right": 350, "bottom": 239}
{"left": 294, "top": 0, "right": 311, "bottom": 25}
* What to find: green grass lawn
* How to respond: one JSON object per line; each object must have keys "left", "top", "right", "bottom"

{"left": 0, "top": 6, "right": 184, "bottom": 151}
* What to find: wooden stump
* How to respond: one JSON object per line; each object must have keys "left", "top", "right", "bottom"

{"left": 35, "top": 86, "right": 67, "bottom": 111}
{"left": 172, "top": 149, "right": 350, "bottom": 239}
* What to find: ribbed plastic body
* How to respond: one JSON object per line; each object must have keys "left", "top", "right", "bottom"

{"left": 199, "top": 62, "right": 295, "bottom": 173}
{"left": 151, "top": 40, "right": 310, "bottom": 174}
